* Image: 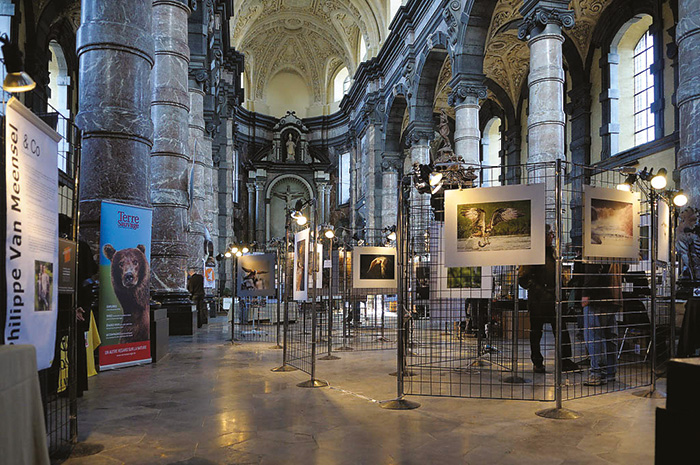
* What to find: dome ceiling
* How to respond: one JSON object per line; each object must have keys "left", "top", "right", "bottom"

{"left": 232, "top": 0, "right": 387, "bottom": 114}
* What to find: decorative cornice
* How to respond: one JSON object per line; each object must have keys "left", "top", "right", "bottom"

{"left": 448, "top": 83, "right": 488, "bottom": 107}
{"left": 442, "top": 0, "right": 467, "bottom": 55}
{"left": 518, "top": 7, "right": 575, "bottom": 40}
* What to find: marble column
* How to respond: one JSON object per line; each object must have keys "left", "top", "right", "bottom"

{"left": 203, "top": 133, "right": 217, "bottom": 253}
{"left": 150, "top": 0, "right": 191, "bottom": 293}
{"left": 187, "top": 85, "right": 207, "bottom": 266}
{"left": 246, "top": 182, "right": 255, "bottom": 243}
{"left": 519, "top": 1, "right": 574, "bottom": 222}
{"left": 316, "top": 182, "right": 327, "bottom": 225}
{"left": 381, "top": 155, "right": 402, "bottom": 230}
{"left": 255, "top": 180, "right": 265, "bottom": 244}
{"left": 406, "top": 123, "right": 433, "bottom": 254}
{"left": 450, "top": 83, "right": 487, "bottom": 169}
{"left": 677, "top": 0, "right": 700, "bottom": 213}
{"left": 566, "top": 85, "right": 592, "bottom": 247}
{"left": 76, "top": 0, "right": 154, "bottom": 248}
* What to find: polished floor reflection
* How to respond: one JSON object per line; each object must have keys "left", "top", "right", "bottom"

{"left": 59, "top": 316, "right": 663, "bottom": 464}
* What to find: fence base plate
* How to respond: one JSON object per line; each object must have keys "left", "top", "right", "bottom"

{"left": 633, "top": 388, "right": 666, "bottom": 399}
{"left": 319, "top": 354, "right": 341, "bottom": 360}
{"left": 380, "top": 397, "right": 421, "bottom": 410}
{"left": 271, "top": 364, "right": 298, "bottom": 372}
{"left": 297, "top": 378, "right": 329, "bottom": 388}
{"left": 535, "top": 407, "right": 581, "bottom": 420}
{"left": 269, "top": 344, "right": 283, "bottom": 350}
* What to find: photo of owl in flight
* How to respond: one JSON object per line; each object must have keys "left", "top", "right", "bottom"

{"left": 461, "top": 207, "right": 524, "bottom": 247}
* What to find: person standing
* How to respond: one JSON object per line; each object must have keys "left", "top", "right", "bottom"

{"left": 188, "top": 267, "right": 206, "bottom": 328}
{"left": 582, "top": 263, "right": 622, "bottom": 386}
{"left": 518, "top": 225, "right": 578, "bottom": 373}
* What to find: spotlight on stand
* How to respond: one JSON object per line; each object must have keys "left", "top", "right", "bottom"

{"left": 651, "top": 168, "right": 667, "bottom": 190}
{"left": 216, "top": 253, "right": 225, "bottom": 261}
{"left": 224, "top": 251, "right": 232, "bottom": 258}
{"left": 617, "top": 174, "right": 636, "bottom": 191}
{"left": 231, "top": 246, "right": 239, "bottom": 254}
{"left": 235, "top": 251, "right": 242, "bottom": 257}
{"left": 412, "top": 163, "right": 434, "bottom": 194}
{"left": 241, "top": 246, "right": 249, "bottom": 254}
{"left": 0, "top": 34, "right": 35, "bottom": 93}
{"left": 321, "top": 224, "right": 335, "bottom": 239}
{"left": 673, "top": 190, "right": 688, "bottom": 207}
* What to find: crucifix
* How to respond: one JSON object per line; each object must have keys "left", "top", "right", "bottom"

{"left": 273, "top": 185, "right": 305, "bottom": 211}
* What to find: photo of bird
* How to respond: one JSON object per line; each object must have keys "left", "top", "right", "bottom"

{"left": 240, "top": 266, "right": 269, "bottom": 290}
{"left": 461, "top": 206, "right": 525, "bottom": 247}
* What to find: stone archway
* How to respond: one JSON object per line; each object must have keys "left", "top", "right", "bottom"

{"left": 266, "top": 175, "right": 314, "bottom": 241}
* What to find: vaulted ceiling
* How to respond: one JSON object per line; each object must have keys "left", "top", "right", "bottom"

{"left": 232, "top": 0, "right": 388, "bottom": 116}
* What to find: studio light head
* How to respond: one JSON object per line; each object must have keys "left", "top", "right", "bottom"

{"left": 0, "top": 34, "right": 35, "bottom": 93}
{"left": 673, "top": 190, "right": 688, "bottom": 207}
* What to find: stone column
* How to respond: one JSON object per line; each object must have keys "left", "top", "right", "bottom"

{"left": 519, "top": 1, "right": 574, "bottom": 220}
{"left": 381, "top": 155, "right": 402, "bottom": 229}
{"left": 77, "top": 0, "right": 154, "bottom": 247}
{"left": 677, "top": 0, "right": 700, "bottom": 212}
{"left": 187, "top": 84, "right": 207, "bottom": 266}
{"left": 323, "top": 184, "right": 332, "bottom": 224}
{"left": 150, "top": 0, "right": 191, "bottom": 295}
{"left": 405, "top": 123, "right": 433, "bottom": 253}
{"left": 255, "top": 180, "right": 265, "bottom": 244}
{"left": 450, "top": 83, "right": 487, "bottom": 169}
{"left": 246, "top": 181, "right": 255, "bottom": 243}
{"left": 566, "top": 85, "right": 592, "bottom": 247}
{"left": 317, "top": 182, "right": 327, "bottom": 224}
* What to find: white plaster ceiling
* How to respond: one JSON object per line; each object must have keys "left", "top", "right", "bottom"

{"left": 232, "top": 0, "right": 388, "bottom": 109}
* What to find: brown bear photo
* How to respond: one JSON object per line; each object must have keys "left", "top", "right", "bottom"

{"left": 102, "top": 244, "right": 150, "bottom": 343}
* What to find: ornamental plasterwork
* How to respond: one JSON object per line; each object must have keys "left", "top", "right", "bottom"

{"left": 567, "top": 0, "right": 614, "bottom": 60}
{"left": 231, "top": 0, "right": 386, "bottom": 107}
{"left": 434, "top": 57, "right": 455, "bottom": 119}
{"left": 484, "top": 0, "right": 611, "bottom": 105}
{"left": 484, "top": 29, "right": 530, "bottom": 105}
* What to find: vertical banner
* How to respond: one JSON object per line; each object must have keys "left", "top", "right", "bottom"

{"left": 98, "top": 201, "right": 152, "bottom": 369}
{"left": 4, "top": 97, "right": 61, "bottom": 370}
{"left": 293, "top": 229, "right": 309, "bottom": 301}
{"left": 203, "top": 261, "right": 216, "bottom": 290}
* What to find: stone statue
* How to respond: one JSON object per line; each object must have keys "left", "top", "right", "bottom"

{"left": 677, "top": 206, "right": 700, "bottom": 283}
{"left": 437, "top": 109, "right": 453, "bottom": 156}
{"left": 286, "top": 133, "right": 297, "bottom": 161}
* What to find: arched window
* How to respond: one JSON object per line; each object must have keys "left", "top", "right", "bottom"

{"left": 47, "top": 40, "right": 71, "bottom": 173}
{"left": 481, "top": 117, "right": 502, "bottom": 187}
{"left": 389, "top": 0, "right": 402, "bottom": 23}
{"left": 359, "top": 34, "right": 368, "bottom": 62}
{"left": 633, "top": 29, "right": 655, "bottom": 146}
{"left": 333, "top": 67, "right": 350, "bottom": 102}
{"left": 601, "top": 15, "right": 659, "bottom": 156}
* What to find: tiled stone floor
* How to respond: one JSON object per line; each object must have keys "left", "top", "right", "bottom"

{"left": 58, "top": 317, "right": 664, "bottom": 465}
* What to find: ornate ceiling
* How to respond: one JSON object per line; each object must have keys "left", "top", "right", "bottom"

{"left": 484, "top": 0, "right": 614, "bottom": 105}
{"left": 232, "top": 0, "right": 388, "bottom": 107}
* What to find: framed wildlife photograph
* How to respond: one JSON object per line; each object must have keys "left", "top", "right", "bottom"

{"left": 583, "top": 185, "right": 639, "bottom": 260}
{"left": 444, "top": 184, "right": 546, "bottom": 267}
{"left": 352, "top": 246, "right": 397, "bottom": 289}
{"left": 238, "top": 253, "right": 276, "bottom": 297}
{"left": 293, "top": 229, "right": 309, "bottom": 301}
{"left": 429, "top": 223, "right": 493, "bottom": 299}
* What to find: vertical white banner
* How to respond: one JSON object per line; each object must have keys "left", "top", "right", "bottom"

{"left": 5, "top": 97, "right": 61, "bottom": 370}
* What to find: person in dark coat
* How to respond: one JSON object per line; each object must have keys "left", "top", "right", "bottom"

{"left": 518, "top": 225, "right": 578, "bottom": 373}
{"left": 188, "top": 267, "right": 206, "bottom": 328}
{"left": 76, "top": 238, "right": 99, "bottom": 396}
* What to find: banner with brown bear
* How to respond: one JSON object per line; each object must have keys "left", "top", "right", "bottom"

{"left": 98, "top": 201, "right": 153, "bottom": 370}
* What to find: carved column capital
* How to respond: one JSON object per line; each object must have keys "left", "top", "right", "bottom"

{"left": 518, "top": 2, "right": 575, "bottom": 40}
{"left": 381, "top": 156, "right": 403, "bottom": 173}
{"left": 448, "top": 83, "right": 488, "bottom": 107}
{"left": 404, "top": 122, "right": 434, "bottom": 148}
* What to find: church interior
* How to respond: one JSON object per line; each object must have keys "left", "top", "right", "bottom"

{"left": 2, "top": 0, "right": 700, "bottom": 463}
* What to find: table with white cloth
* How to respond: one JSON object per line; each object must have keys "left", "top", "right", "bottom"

{"left": 0, "top": 345, "right": 50, "bottom": 465}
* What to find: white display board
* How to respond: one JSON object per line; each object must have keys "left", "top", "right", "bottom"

{"left": 444, "top": 184, "right": 546, "bottom": 267}
{"left": 4, "top": 97, "right": 62, "bottom": 370}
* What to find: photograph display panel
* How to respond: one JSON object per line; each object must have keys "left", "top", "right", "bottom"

{"left": 238, "top": 253, "right": 276, "bottom": 297}
{"left": 429, "top": 223, "right": 493, "bottom": 298}
{"left": 293, "top": 229, "right": 309, "bottom": 301}
{"left": 583, "top": 185, "right": 640, "bottom": 260}
{"left": 444, "top": 184, "right": 546, "bottom": 267}
{"left": 352, "top": 246, "right": 397, "bottom": 289}
{"left": 658, "top": 200, "right": 670, "bottom": 263}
